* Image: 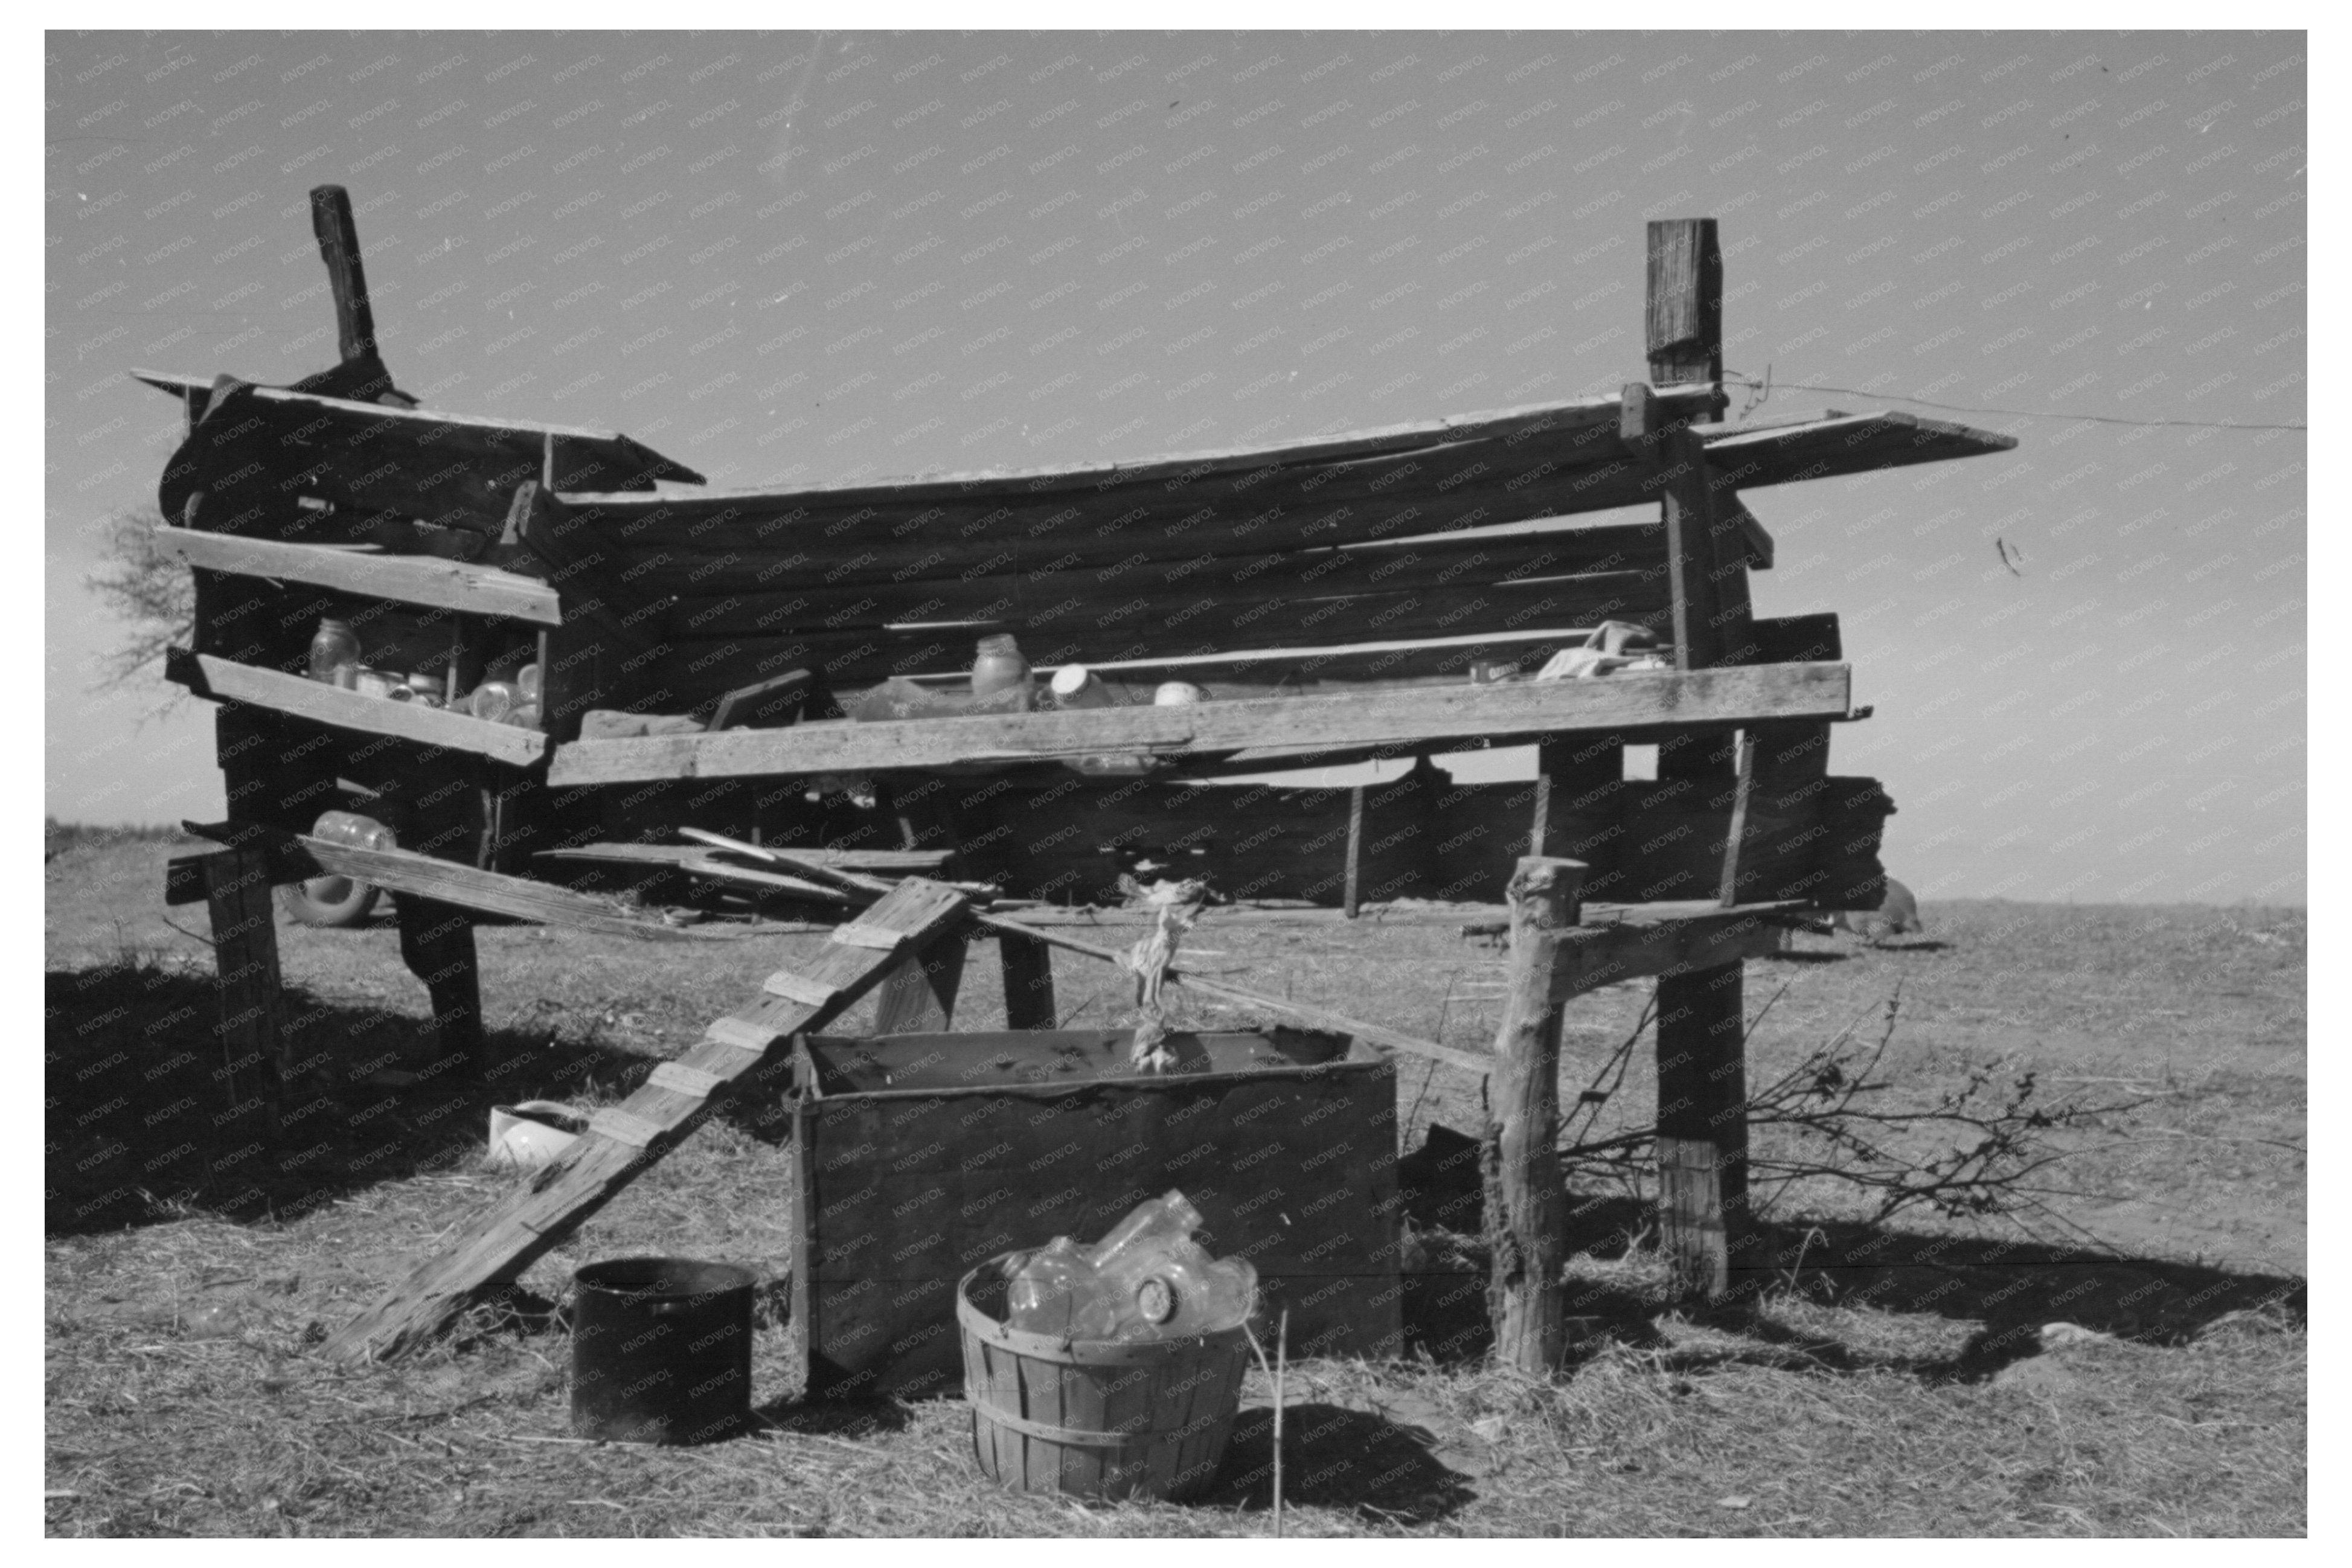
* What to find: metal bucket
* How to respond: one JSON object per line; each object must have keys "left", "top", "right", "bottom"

{"left": 570, "top": 1257, "right": 756, "bottom": 1445}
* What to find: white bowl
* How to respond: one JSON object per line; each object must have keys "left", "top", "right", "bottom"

{"left": 487, "top": 1101, "right": 589, "bottom": 1170}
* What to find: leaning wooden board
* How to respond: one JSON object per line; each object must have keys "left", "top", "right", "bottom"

{"left": 167, "top": 827, "right": 723, "bottom": 941}
{"left": 535, "top": 842, "right": 958, "bottom": 874}
{"left": 152, "top": 526, "right": 563, "bottom": 625}
{"left": 165, "top": 648, "right": 548, "bottom": 768}
{"left": 548, "top": 661, "right": 1854, "bottom": 783}
{"left": 322, "top": 877, "right": 972, "bottom": 1363}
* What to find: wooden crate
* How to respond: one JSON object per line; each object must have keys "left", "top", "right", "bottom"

{"left": 783, "top": 1028, "right": 1400, "bottom": 1399}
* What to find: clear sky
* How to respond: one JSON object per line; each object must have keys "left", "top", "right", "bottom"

{"left": 45, "top": 29, "right": 2306, "bottom": 903}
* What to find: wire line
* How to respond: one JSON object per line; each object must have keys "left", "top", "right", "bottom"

{"left": 1724, "top": 373, "right": 2306, "bottom": 433}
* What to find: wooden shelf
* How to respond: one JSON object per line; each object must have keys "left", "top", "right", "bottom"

{"left": 546, "top": 661, "right": 1854, "bottom": 784}
{"left": 154, "top": 527, "right": 562, "bottom": 625}
{"left": 164, "top": 649, "right": 548, "bottom": 768}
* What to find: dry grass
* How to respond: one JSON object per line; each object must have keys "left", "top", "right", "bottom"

{"left": 45, "top": 836, "right": 2306, "bottom": 1536}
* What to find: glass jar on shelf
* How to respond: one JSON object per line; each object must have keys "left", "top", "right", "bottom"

{"left": 469, "top": 680, "right": 521, "bottom": 723}
{"left": 972, "top": 634, "right": 1032, "bottom": 702}
{"left": 307, "top": 619, "right": 360, "bottom": 684}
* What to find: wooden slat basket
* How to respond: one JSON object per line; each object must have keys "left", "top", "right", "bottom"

{"left": 958, "top": 1255, "right": 1249, "bottom": 1503}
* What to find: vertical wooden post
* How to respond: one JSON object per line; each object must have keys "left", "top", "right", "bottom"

{"left": 1658, "top": 429, "right": 1754, "bottom": 673}
{"left": 310, "top": 185, "right": 378, "bottom": 367}
{"left": 997, "top": 930, "right": 1058, "bottom": 1030}
{"left": 1645, "top": 216, "right": 1752, "bottom": 668}
{"left": 1530, "top": 737, "right": 1621, "bottom": 860}
{"left": 1655, "top": 961, "right": 1751, "bottom": 1304}
{"left": 203, "top": 848, "right": 284, "bottom": 1112}
{"left": 1483, "top": 855, "right": 1586, "bottom": 1373}
{"left": 872, "top": 929, "right": 968, "bottom": 1034}
{"left": 1717, "top": 731, "right": 1758, "bottom": 907}
{"left": 1645, "top": 219, "right": 1757, "bottom": 1302}
{"left": 1645, "top": 217, "right": 1723, "bottom": 400}
{"left": 446, "top": 614, "right": 469, "bottom": 706}
{"left": 1341, "top": 784, "right": 1368, "bottom": 917}
{"left": 396, "top": 896, "right": 485, "bottom": 1083}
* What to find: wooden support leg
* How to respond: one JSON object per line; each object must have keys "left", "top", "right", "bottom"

{"left": 1717, "top": 731, "right": 1758, "bottom": 908}
{"left": 876, "top": 778, "right": 968, "bottom": 1029}
{"left": 1654, "top": 959, "right": 1751, "bottom": 1305}
{"left": 396, "top": 895, "right": 485, "bottom": 1083}
{"left": 889, "top": 775, "right": 961, "bottom": 855}
{"left": 997, "top": 929, "right": 1057, "bottom": 1030}
{"left": 203, "top": 847, "right": 284, "bottom": 1112}
{"left": 873, "top": 930, "right": 968, "bottom": 1034}
{"left": 1342, "top": 783, "right": 1367, "bottom": 917}
{"left": 1484, "top": 855, "right": 1585, "bottom": 1374}
{"left": 1531, "top": 736, "right": 1621, "bottom": 859}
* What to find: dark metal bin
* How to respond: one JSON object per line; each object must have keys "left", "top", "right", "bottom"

{"left": 570, "top": 1257, "right": 756, "bottom": 1445}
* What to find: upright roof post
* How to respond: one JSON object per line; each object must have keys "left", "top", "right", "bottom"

{"left": 1645, "top": 218, "right": 1723, "bottom": 420}
{"left": 1646, "top": 217, "right": 1757, "bottom": 1307}
{"left": 310, "top": 185, "right": 378, "bottom": 367}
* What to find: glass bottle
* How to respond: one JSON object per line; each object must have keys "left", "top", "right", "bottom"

{"left": 310, "top": 810, "right": 396, "bottom": 853}
{"left": 1007, "top": 1237, "right": 1118, "bottom": 1339}
{"left": 1084, "top": 1190, "right": 1258, "bottom": 1339}
{"left": 1152, "top": 1240, "right": 1258, "bottom": 1337}
{"left": 1087, "top": 1190, "right": 1203, "bottom": 1271}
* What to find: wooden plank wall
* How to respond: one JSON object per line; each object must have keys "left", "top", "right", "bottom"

{"left": 537, "top": 517, "right": 1680, "bottom": 714}
{"left": 912, "top": 769, "right": 1892, "bottom": 909}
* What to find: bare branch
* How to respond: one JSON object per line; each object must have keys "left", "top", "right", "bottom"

{"left": 83, "top": 504, "right": 193, "bottom": 719}
{"left": 1555, "top": 986, "right": 2156, "bottom": 1229}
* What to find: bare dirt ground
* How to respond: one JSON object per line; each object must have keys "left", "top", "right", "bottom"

{"left": 46, "top": 829, "right": 2306, "bottom": 1536}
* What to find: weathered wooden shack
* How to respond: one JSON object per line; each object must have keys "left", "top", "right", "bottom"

{"left": 146, "top": 190, "right": 2016, "bottom": 1368}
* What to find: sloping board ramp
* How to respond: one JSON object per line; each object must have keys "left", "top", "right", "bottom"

{"left": 322, "top": 876, "right": 970, "bottom": 1365}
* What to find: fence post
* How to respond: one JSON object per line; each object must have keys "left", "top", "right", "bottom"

{"left": 1484, "top": 854, "right": 1586, "bottom": 1373}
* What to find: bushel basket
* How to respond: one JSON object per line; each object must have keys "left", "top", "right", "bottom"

{"left": 958, "top": 1254, "right": 1248, "bottom": 1503}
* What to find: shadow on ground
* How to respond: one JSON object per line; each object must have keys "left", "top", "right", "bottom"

{"left": 1399, "top": 1131, "right": 2306, "bottom": 1380}
{"left": 750, "top": 1399, "right": 916, "bottom": 1442}
{"left": 44, "top": 959, "right": 720, "bottom": 1236}
{"left": 1209, "top": 1401, "right": 1478, "bottom": 1525}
